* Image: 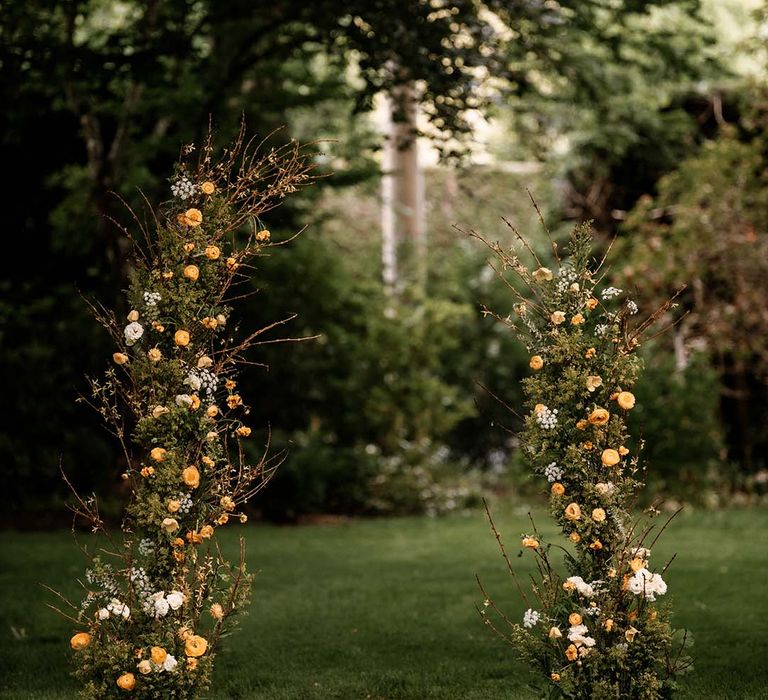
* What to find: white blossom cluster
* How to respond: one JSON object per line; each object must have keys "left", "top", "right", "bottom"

{"left": 184, "top": 368, "right": 218, "bottom": 398}
{"left": 626, "top": 300, "right": 639, "bottom": 315}
{"left": 535, "top": 406, "right": 558, "bottom": 430}
{"left": 85, "top": 567, "right": 118, "bottom": 597}
{"left": 143, "top": 590, "right": 185, "bottom": 618}
{"left": 543, "top": 462, "right": 563, "bottom": 482}
{"left": 627, "top": 569, "right": 667, "bottom": 601}
{"left": 124, "top": 321, "right": 144, "bottom": 346}
{"left": 138, "top": 539, "right": 155, "bottom": 557}
{"left": 143, "top": 291, "right": 161, "bottom": 307}
{"left": 173, "top": 492, "right": 193, "bottom": 514}
{"left": 556, "top": 266, "right": 577, "bottom": 293}
{"left": 523, "top": 608, "right": 540, "bottom": 628}
{"left": 595, "top": 323, "right": 609, "bottom": 337}
{"left": 601, "top": 286, "right": 623, "bottom": 299}
{"left": 130, "top": 567, "right": 151, "bottom": 601}
{"left": 170, "top": 176, "right": 196, "bottom": 200}
{"left": 97, "top": 598, "right": 130, "bottom": 620}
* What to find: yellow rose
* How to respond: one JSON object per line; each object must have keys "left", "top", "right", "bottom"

{"left": 522, "top": 537, "right": 539, "bottom": 549}
{"left": 167, "top": 499, "right": 181, "bottom": 513}
{"left": 205, "top": 245, "right": 221, "bottom": 260}
{"left": 200, "top": 181, "right": 216, "bottom": 195}
{"left": 70, "top": 632, "right": 92, "bottom": 650}
{"left": 591, "top": 508, "right": 606, "bottom": 523}
{"left": 533, "top": 403, "right": 546, "bottom": 414}
{"left": 601, "top": 449, "right": 621, "bottom": 467}
{"left": 182, "top": 466, "right": 200, "bottom": 489}
{"left": 564, "top": 503, "right": 582, "bottom": 521}
{"left": 617, "top": 391, "right": 636, "bottom": 410}
{"left": 150, "top": 447, "right": 167, "bottom": 462}
{"left": 137, "top": 659, "right": 152, "bottom": 675}
{"left": 183, "top": 208, "right": 203, "bottom": 227}
{"left": 189, "top": 395, "right": 201, "bottom": 411}
{"left": 565, "top": 644, "right": 578, "bottom": 661}
{"left": 174, "top": 330, "right": 190, "bottom": 347}
{"left": 625, "top": 626, "right": 639, "bottom": 642}
{"left": 116, "top": 673, "right": 135, "bottom": 691}
{"left": 529, "top": 355, "right": 544, "bottom": 370}
{"left": 161, "top": 517, "right": 179, "bottom": 533}
{"left": 588, "top": 408, "right": 610, "bottom": 426}
{"left": 200, "top": 524, "right": 214, "bottom": 539}
{"left": 551, "top": 311, "right": 566, "bottom": 325}
{"left": 255, "top": 229, "right": 271, "bottom": 242}
{"left": 113, "top": 352, "right": 129, "bottom": 365}
{"left": 551, "top": 482, "right": 565, "bottom": 496}
{"left": 185, "top": 635, "right": 208, "bottom": 658}
{"left": 150, "top": 646, "right": 167, "bottom": 665}
{"left": 147, "top": 348, "right": 162, "bottom": 362}
{"left": 551, "top": 672, "right": 561, "bottom": 682}
{"left": 183, "top": 265, "right": 200, "bottom": 281}
{"left": 568, "top": 613, "right": 582, "bottom": 626}
{"left": 548, "top": 626, "right": 562, "bottom": 639}
{"left": 571, "top": 313, "right": 585, "bottom": 325}
{"left": 206, "top": 405, "right": 219, "bottom": 418}
{"left": 210, "top": 603, "right": 224, "bottom": 620}
{"left": 569, "top": 532, "right": 581, "bottom": 543}
{"left": 127, "top": 310, "right": 140, "bottom": 322}
{"left": 586, "top": 297, "right": 599, "bottom": 310}
{"left": 140, "top": 466, "right": 155, "bottom": 478}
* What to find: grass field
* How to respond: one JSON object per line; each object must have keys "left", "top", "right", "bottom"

{"left": 1, "top": 506, "right": 766, "bottom": 699}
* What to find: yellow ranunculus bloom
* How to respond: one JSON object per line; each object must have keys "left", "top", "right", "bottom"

{"left": 200, "top": 525, "right": 214, "bottom": 539}
{"left": 588, "top": 408, "right": 610, "bottom": 425}
{"left": 174, "top": 330, "right": 190, "bottom": 347}
{"left": 564, "top": 503, "right": 581, "bottom": 520}
{"left": 571, "top": 313, "right": 585, "bottom": 325}
{"left": 150, "top": 447, "right": 167, "bottom": 462}
{"left": 185, "top": 635, "right": 208, "bottom": 657}
{"left": 551, "top": 482, "right": 565, "bottom": 496}
{"left": 569, "top": 532, "right": 581, "bottom": 543}
{"left": 183, "top": 264, "right": 200, "bottom": 281}
{"left": 568, "top": 613, "right": 582, "bottom": 626}
{"left": 591, "top": 508, "right": 606, "bottom": 522}
{"left": 113, "top": 352, "right": 129, "bottom": 365}
{"left": 183, "top": 208, "right": 203, "bottom": 227}
{"left": 200, "top": 181, "right": 215, "bottom": 195}
{"left": 601, "top": 449, "right": 620, "bottom": 467}
{"left": 522, "top": 537, "right": 539, "bottom": 549}
{"left": 70, "top": 632, "right": 92, "bottom": 650}
{"left": 529, "top": 355, "right": 544, "bottom": 370}
{"left": 604, "top": 618, "right": 614, "bottom": 631}
{"left": 585, "top": 347, "right": 596, "bottom": 358}
{"left": 551, "top": 672, "right": 561, "bottom": 682}
{"left": 150, "top": 646, "right": 167, "bottom": 665}
{"left": 116, "top": 673, "right": 135, "bottom": 691}
{"left": 147, "top": 348, "right": 162, "bottom": 362}
{"left": 550, "top": 310, "right": 566, "bottom": 325}
{"left": 586, "top": 375, "right": 602, "bottom": 392}
{"left": 585, "top": 297, "right": 599, "bottom": 310}
{"left": 205, "top": 245, "right": 221, "bottom": 260}
{"left": 182, "top": 466, "right": 200, "bottom": 488}
{"left": 565, "top": 644, "right": 578, "bottom": 661}
{"left": 256, "top": 229, "right": 271, "bottom": 242}
{"left": 617, "top": 391, "right": 636, "bottom": 410}
{"left": 137, "top": 659, "right": 152, "bottom": 674}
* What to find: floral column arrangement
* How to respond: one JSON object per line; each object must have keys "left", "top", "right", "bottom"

{"left": 474, "top": 225, "right": 691, "bottom": 699}
{"left": 61, "top": 131, "right": 312, "bottom": 699}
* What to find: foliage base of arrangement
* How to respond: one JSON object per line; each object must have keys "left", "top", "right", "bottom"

{"left": 473, "top": 225, "right": 693, "bottom": 700}
{"left": 56, "top": 129, "right": 312, "bottom": 699}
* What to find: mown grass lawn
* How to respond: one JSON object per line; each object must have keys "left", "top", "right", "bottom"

{"left": 0, "top": 506, "right": 766, "bottom": 699}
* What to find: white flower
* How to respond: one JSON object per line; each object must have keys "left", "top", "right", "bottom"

{"left": 106, "top": 598, "right": 130, "bottom": 619}
{"left": 595, "top": 323, "right": 609, "bottom": 337}
{"left": 523, "top": 608, "right": 540, "bottom": 628}
{"left": 595, "top": 482, "right": 616, "bottom": 497}
{"left": 152, "top": 592, "right": 170, "bottom": 618}
{"left": 162, "top": 654, "right": 178, "bottom": 672}
{"left": 171, "top": 176, "right": 197, "bottom": 200}
{"left": 627, "top": 568, "right": 667, "bottom": 601}
{"left": 626, "top": 300, "right": 638, "bottom": 315}
{"left": 565, "top": 576, "right": 594, "bottom": 598}
{"left": 543, "top": 462, "right": 563, "bottom": 483}
{"left": 166, "top": 591, "right": 185, "bottom": 610}
{"left": 143, "top": 291, "right": 162, "bottom": 307}
{"left": 175, "top": 394, "right": 193, "bottom": 408}
{"left": 601, "top": 287, "right": 623, "bottom": 299}
{"left": 568, "top": 623, "right": 596, "bottom": 648}
{"left": 97, "top": 608, "right": 109, "bottom": 620}
{"left": 535, "top": 407, "right": 558, "bottom": 430}
{"left": 124, "top": 322, "right": 144, "bottom": 346}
